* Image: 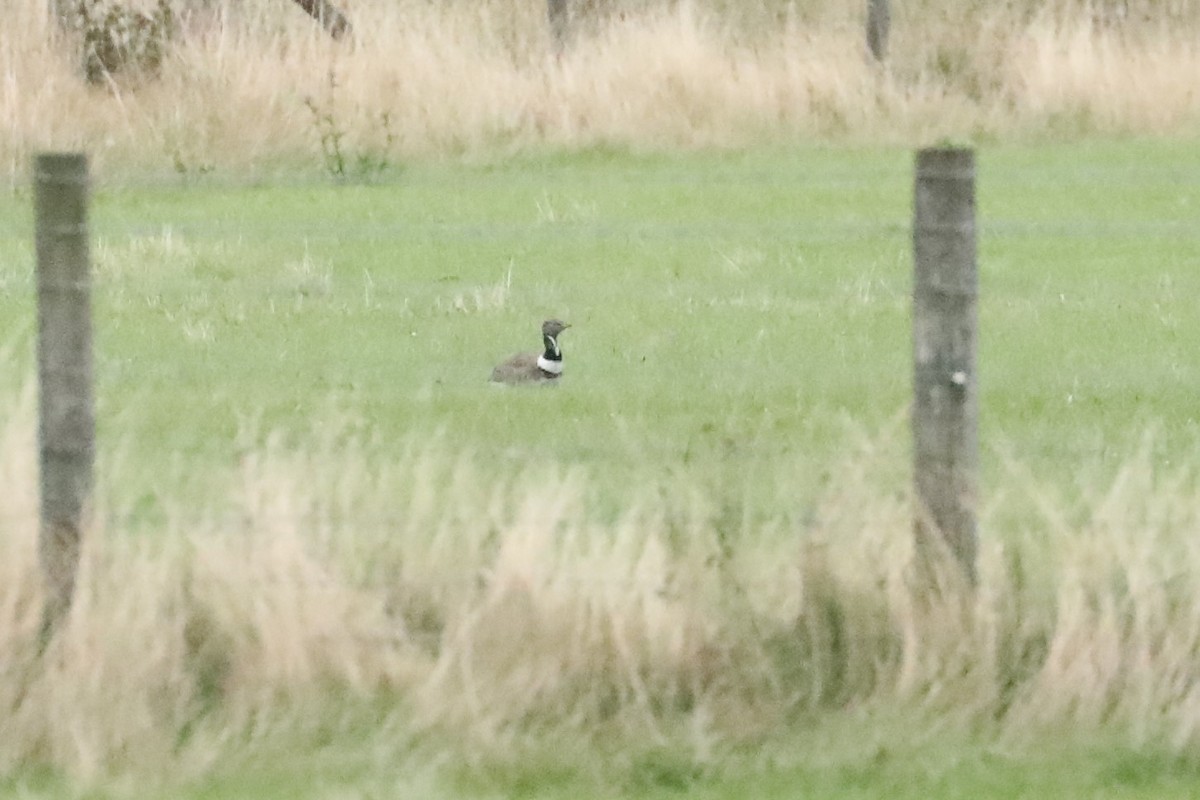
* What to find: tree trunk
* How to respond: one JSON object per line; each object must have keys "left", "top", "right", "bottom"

{"left": 548, "top": 0, "right": 569, "bottom": 52}
{"left": 292, "top": 0, "right": 351, "bottom": 39}
{"left": 866, "top": 0, "right": 890, "bottom": 62}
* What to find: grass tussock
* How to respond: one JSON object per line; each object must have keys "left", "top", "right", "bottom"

{"left": 4, "top": 386, "right": 1200, "bottom": 787}
{"left": 2, "top": 0, "right": 1199, "bottom": 181}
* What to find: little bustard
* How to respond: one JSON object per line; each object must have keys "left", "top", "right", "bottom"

{"left": 490, "top": 319, "right": 571, "bottom": 385}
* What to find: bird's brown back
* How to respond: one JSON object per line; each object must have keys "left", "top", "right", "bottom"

{"left": 490, "top": 352, "right": 556, "bottom": 384}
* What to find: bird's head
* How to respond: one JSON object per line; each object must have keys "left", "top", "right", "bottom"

{"left": 542, "top": 319, "right": 571, "bottom": 338}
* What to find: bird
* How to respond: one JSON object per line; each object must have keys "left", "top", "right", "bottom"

{"left": 490, "top": 319, "right": 571, "bottom": 385}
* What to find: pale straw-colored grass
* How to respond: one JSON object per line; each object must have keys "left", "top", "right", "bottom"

{"left": 2, "top": 1, "right": 1198, "bottom": 182}
{"left": 5, "top": 384, "right": 1200, "bottom": 784}
{"left": 1010, "top": 17, "right": 1200, "bottom": 133}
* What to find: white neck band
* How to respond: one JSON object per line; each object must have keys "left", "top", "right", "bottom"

{"left": 537, "top": 355, "right": 563, "bottom": 375}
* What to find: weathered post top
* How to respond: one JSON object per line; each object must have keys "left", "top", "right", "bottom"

{"left": 866, "top": 0, "right": 891, "bottom": 62}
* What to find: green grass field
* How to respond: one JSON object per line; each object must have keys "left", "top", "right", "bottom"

{"left": 3, "top": 140, "right": 1200, "bottom": 798}
{"left": 3, "top": 140, "right": 1198, "bottom": 510}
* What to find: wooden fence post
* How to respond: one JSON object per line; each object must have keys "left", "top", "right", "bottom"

{"left": 35, "top": 152, "right": 94, "bottom": 636}
{"left": 912, "top": 147, "right": 978, "bottom": 584}
{"left": 866, "top": 0, "right": 890, "bottom": 62}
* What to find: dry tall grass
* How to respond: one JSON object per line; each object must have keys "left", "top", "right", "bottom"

{"left": 2, "top": 0, "right": 1199, "bottom": 181}
{"left": 5, "top": 384, "right": 1200, "bottom": 784}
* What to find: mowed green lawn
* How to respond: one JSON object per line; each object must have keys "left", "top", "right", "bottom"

{"left": 4, "top": 139, "right": 1199, "bottom": 512}
{"left": 2, "top": 140, "right": 1200, "bottom": 798}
